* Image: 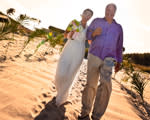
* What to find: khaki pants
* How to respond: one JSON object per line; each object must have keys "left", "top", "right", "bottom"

{"left": 81, "top": 53, "right": 114, "bottom": 119}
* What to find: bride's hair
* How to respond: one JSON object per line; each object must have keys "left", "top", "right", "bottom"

{"left": 83, "top": 8, "right": 93, "bottom": 16}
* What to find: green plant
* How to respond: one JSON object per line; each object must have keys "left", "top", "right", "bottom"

{"left": 17, "top": 14, "right": 40, "bottom": 27}
{"left": 18, "top": 28, "right": 65, "bottom": 56}
{"left": 34, "top": 32, "right": 64, "bottom": 54}
{"left": 121, "top": 76, "right": 130, "bottom": 82}
{"left": 131, "top": 72, "right": 148, "bottom": 101}
{"left": 121, "top": 59, "right": 134, "bottom": 75}
{"left": 122, "top": 59, "right": 149, "bottom": 101}
{"left": 0, "top": 9, "right": 41, "bottom": 59}
{"left": 1, "top": 9, "right": 65, "bottom": 59}
{"left": 6, "top": 8, "right": 15, "bottom": 15}
{"left": 18, "top": 28, "right": 47, "bottom": 55}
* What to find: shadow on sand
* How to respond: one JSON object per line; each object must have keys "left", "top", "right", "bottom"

{"left": 34, "top": 97, "right": 70, "bottom": 120}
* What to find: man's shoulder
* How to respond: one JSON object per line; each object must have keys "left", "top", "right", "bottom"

{"left": 114, "top": 20, "right": 122, "bottom": 28}
{"left": 117, "top": 24, "right": 123, "bottom": 31}
{"left": 93, "top": 18, "right": 103, "bottom": 21}
{"left": 113, "top": 21, "right": 123, "bottom": 31}
{"left": 91, "top": 18, "right": 104, "bottom": 25}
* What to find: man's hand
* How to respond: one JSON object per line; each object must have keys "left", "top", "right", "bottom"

{"left": 92, "top": 27, "right": 102, "bottom": 38}
{"left": 115, "top": 62, "right": 120, "bottom": 73}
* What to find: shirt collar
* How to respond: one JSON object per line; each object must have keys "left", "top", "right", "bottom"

{"left": 103, "top": 17, "right": 116, "bottom": 24}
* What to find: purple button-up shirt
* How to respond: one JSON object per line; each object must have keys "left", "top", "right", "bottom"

{"left": 87, "top": 18, "right": 123, "bottom": 63}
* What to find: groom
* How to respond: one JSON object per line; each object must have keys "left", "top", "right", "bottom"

{"left": 79, "top": 3, "right": 123, "bottom": 120}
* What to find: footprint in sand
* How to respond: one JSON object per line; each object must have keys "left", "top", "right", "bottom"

{"left": 37, "top": 93, "right": 50, "bottom": 105}
{"left": 33, "top": 91, "right": 52, "bottom": 116}
{"left": 41, "top": 101, "right": 46, "bottom": 105}
{"left": 37, "top": 104, "right": 43, "bottom": 109}
{"left": 32, "top": 93, "right": 50, "bottom": 117}
{"left": 32, "top": 107, "right": 38, "bottom": 114}
{"left": 31, "top": 104, "right": 43, "bottom": 117}
{"left": 38, "top": 90, "right": 52, "bottom": 101}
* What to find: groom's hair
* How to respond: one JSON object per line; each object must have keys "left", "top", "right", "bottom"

{"left": 106, "top": 3, "right": 117, "bottom": 12}
{"left": 83, "top": 9, "right": 93, "bottom": 16}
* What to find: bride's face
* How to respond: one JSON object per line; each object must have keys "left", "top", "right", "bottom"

{"left": 81, "top": 11, "right": 92, "bottom": 23}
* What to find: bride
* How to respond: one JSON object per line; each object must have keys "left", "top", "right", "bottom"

{"left": 55, "top": 9, "right": 93, "bottom": 106}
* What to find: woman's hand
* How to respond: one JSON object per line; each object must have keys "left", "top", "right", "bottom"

{"left": 64, "top": 32, "right": 68, "bottom": 39}
{"left": 64, "top": 31, "right": 75, "bottom": 40}
{"left": 69, "top": 31, "right": 75, "bottom": 39}
{"left": 66, "top": 31, "right": 76, "bottom": 40}
{"left": 88, "top": 40, "right": 92, "bottom": 45}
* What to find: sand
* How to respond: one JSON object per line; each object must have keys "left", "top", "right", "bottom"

{"left": 0, "top": 34, "right": 149, "bottom": 120}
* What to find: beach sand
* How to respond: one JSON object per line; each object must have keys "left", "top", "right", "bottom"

{"left": 0, "top": 34, "right": 149, "bottom": 120}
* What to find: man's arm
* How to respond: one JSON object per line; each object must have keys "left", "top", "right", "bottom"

{"left": 88, "top": 27, "right": 102, "bottom": 45}
{"left": 92, "top": 27, "right": 102, "bottom": 38}
{"left": 86, "top": 18, "right": 101, "bottom": 41}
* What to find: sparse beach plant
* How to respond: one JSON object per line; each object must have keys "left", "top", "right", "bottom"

{"left": 130, "top": 72, "right": 148, "bottom": 101}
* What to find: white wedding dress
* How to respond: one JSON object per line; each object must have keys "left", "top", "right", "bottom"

{"left": 55, "top": 25, "right": 87, "bottom": 106}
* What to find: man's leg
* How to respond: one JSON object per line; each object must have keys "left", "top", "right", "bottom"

{"left": 79, "top": 54, "right": 102, "bottom": 118}
{"left": 92, "top": 57, "right": 114, "bottom": 120}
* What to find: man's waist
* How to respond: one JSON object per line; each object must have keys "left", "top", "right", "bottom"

{"left": 89, "top": 51, "right": 117, "bottom": 62}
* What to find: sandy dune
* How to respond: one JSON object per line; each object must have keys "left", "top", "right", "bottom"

{"left": 0, "top": 34, "right": 149, "bottom": 120}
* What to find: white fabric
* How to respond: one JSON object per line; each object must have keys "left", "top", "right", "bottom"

{"left": 55, "top": 26, "right": 87, "bottom": 106}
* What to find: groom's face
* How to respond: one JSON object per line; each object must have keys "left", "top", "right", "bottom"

{"left": 105, "top": 5, "right": 116, "bottom": 21}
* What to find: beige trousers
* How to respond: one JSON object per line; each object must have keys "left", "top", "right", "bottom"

{"left": 81, "top": 53, "right": 115, "bottom": 119}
